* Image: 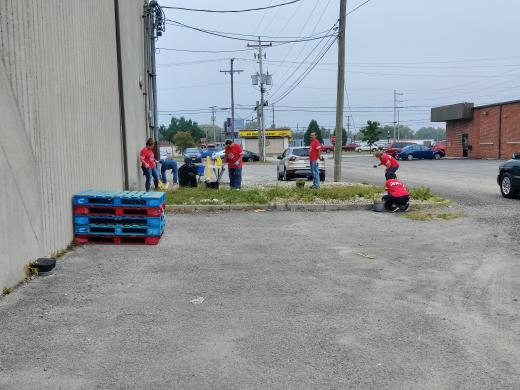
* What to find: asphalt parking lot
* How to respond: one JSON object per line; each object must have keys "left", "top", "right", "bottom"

{"left": 1, "top": 157, "right": 519, "bottom": 389}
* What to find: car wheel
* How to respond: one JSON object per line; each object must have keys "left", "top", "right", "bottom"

{"left": 356, "top": 149, "right": 361, "bottom": 153}
{"left": 326, "top": 149, "right": 331, "bottom": 153}
{"left": 433, "top": 153, "right": 441, "bottom": 160}
{"left": 320, "top": 172, "right": 325, "bottom": 181}
{"left": 407, "top": 154, "right": 413, "bottom": 161}
{"left": 277, "top": 168, "right": 283, "bottom": 181}
{"left": 500, "top": 173, "right": 519, "bottom": 198}
{"left": 247, "top": 157, "right": 253, "bottom": 162}
{"left": 283, "top": 168, "right": 289, "bottom": 181}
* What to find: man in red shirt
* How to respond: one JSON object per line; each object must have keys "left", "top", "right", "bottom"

{"left": 382, "top": 173, "right": 410, "bottom": 211}
{"left": 140, "top": 138, "right": 159, "bottom": 191}
{"left": 224, "top": 139, "right": 243, "bottom": 189}
{"left": 374, "top": 150, "right": 399, "bottom": 179}
{"left": 309, "top": 132, "right": 322, "bottom": 189}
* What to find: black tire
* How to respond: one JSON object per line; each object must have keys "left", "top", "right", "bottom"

{"left": 247, "top": 157, "right": 253, "bottom": 162}
{"left": 407, "top": 154, "right": 413, "bottom": 161}
{"left": 500, "top": 173, "right": 519, "bottom": 198}
{"left": 433, "top": 153, "right": 441, "bottom": 160}
{"left": 326, "top": 149, "right": 331, "bottom": 153}
{"left": 320, "top": 172, "right": 325, "bottom": 181}
{"left": 283, "top": 168, "right": 290, "bottom": 181}
{"left": 277, "top": 168, "right": 283, "bottom": 181}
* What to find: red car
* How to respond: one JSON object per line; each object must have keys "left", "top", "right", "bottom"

{"left": 433, "top": 140, "right": 446, "bottom": 153}
{"left": 386, "top": 141, "right": 416, "bottom": 157}
{"left": 321, "top": 145, "right": 335, "bottom": 153}
{"left": 342, "top": 143, "right": 360, "bottom": 151}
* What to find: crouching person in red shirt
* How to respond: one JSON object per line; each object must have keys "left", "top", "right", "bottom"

{"left": 382, "top": 173, "right": 410, "bottom": 212}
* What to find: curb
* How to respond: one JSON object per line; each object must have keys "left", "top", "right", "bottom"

{"left": 166, "top": 202, "right": 375, "bottom": 213}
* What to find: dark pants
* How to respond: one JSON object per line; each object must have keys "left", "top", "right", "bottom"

{"left": 385, "top": 166, "right": 399, "bottom": 179}
{"left": 229, "top": 167, "right": 242, "bottom": 189}
{"left": 142, "top": 167, "right": 159, "bottom": 192}
{"left": 382, "top": 194, "right": 409, "bottom": 210}
{"left": 160, "top": 159, "right": 178, "bottom": 184}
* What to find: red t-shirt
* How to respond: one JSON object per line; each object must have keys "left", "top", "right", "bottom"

{"left": 225, "top": 143, "right": 243, "bottom": 168}
{"left": 309, "top": 139, "right": 321, "bottom": 161}
{"left": 385, "top": 179, "right": 409, "bottom": 197}
{"left": 140, "top": 147, "right": 155, "bottom": 169}
{"left": 380, "top": 153, "right": 399, "bottom": 168}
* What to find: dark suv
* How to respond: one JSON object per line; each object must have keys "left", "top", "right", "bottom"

{"left": 498, "top": 152, "right": 520, "bottom": 198}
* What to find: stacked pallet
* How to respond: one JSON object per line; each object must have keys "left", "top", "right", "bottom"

{"left": 73, "top": 190, "right": 166, "bottom": 245}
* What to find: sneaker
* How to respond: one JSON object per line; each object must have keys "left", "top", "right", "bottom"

{"left": 391, "top": 205, "right": 399, "bottom": 212}
{"left": 399, "top": 203, "right": 409, "bottom": 212}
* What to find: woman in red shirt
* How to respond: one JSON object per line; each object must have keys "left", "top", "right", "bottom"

{"left": 140, "top": 138, "right": 159, "bottom": 191}
{"left": 374, "top": 151, "right": 399, "bottom": 179}
{"left": 382, "top": 173, "right": 410, "bottom": 212}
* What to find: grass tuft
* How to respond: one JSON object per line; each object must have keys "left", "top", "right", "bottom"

{"left": 2, "top": 287, "right": 12, "bottom": 295}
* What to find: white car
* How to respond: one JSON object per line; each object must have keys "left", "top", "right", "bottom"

{"left": 276, "top": 147, "right": 325, "bottom": 181}
{"left": 355, "top": 143, "right": 379, "bottom": 152}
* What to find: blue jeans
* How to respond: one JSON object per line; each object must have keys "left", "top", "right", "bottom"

{"left": 142, "top": 167, "right": 159, "bottom": 191}
{"left": 161, "top": 160, "right": 178, "bottom": 184}
{"left": 310, "top": 160, "right": 320, "bottom": 188}
{"left": 228, "top": 167, "right": 242, "bottom": 189}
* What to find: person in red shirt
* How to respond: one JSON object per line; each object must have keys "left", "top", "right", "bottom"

{"left": 382, "top": 173, "right": 410, "bottom": 211}
{"left": 224, "top": 139, "right": 243, "bottom": 189}
{"left": 140, "top": 138, "right": 159, "bottom": 191}
{"left": 374, "top": 150, "right": 399, "bottom": 179}
{"left": 309, "top": 132, "right": 322, "bottom": 189}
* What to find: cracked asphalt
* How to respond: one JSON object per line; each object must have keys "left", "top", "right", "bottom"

{"left": 1, "top": 157, "right": 519, "bottom": 389}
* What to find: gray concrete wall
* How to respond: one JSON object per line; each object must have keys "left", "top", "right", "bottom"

{"left": 0, "top": 0, "right": 148, "bottom": 290}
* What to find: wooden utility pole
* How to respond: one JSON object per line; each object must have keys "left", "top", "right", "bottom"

{"left": 220, "top": 59, "right": 243, "bottom": 141}
{"left": 334, "top": 0, "right": 347, "bottom": 182}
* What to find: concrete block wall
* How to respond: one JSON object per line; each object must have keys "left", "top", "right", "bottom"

{"left": 0, "top": 0, "right": 148, "bottom": 290}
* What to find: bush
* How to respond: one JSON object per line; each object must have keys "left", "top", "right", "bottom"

{"left": 410, "top": 187, "right": 432, "bottom": 200}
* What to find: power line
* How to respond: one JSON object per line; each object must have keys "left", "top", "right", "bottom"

{"left": 156, "top": 47, "right": 255, "bottom": 53}
{"left": 165, "top": 19, "right": 337, "bottom": 43}
{"left": 161, "top": 0, "right": 302, "bottom": 13}
{"left": 347, "top": 0, "right": 372, "bottom": 16}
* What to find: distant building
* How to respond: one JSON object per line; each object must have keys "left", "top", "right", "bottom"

{"left": 238, "top": 128, "right": 292, "bottom": 154}
{"left": 431, "top": 100, "right": 520, "bottom": 159}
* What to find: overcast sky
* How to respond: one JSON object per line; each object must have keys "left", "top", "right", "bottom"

{"left": 156, "top": 0, "right": 520, "bottom": 133}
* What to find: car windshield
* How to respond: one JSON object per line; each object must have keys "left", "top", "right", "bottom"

{"left": 291, "top": 148, "right": 309, "bottom": 157}
{"left": 401, "top": 145, "right": 414, "bottom": 151}
{"left": 185, "top": 148, "right": 199, "bottom": 153}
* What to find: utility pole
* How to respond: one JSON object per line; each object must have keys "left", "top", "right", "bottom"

{"left": 255, "top": 100, "right": 261, "bottom": 153}
{"left": 346, "top": 115, "right": 350, "bottom": 143}
{"left": 334, "top": 0, "right": 347, "bottom": 182}
{"left": 393, "top": 90, "right": 403, "bottom": 141}
{"left": 220, "top": 58, "right": 243, "bottom": 141}
{"left": 146, "top": 0, "right": 165, "bottom": 160}
{"left": 271, "top": 104, "right": 275, "bottom": 128}
{"left": 248, "top": 37, "right": 272, "bottom": 162}
{"left": 210, "top": 106, "right": 217, "bottom": 144}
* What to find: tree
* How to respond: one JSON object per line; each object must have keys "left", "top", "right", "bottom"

{"left": 200, "top": 124, "right": 224, "bottom": 143}
{"left": 161, "top": 116, "right": 205, "bottom": 143}
{"left": 333, "top": 128, "right": 348, "bottom": 145}
{"left": 304, "top": 120, "right": 324, "bottom": 146}
{"left": 415, "top": 126, "right": 446, "bottom": 140}
{"left": 360, "top": 120, "right": 382, "bottom": 146}
{"left": 173, "top": 131, "right": 195, "bottom": 153}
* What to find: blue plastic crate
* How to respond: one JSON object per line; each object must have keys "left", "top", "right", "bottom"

{"left": 74, "top": 221, "right": 165, "bottom": 236}
{"left": 74, "top": 215, "right": 164, "bottom": 227}
{"left": 73, "top": 190, "right": 165, "bottom": 208}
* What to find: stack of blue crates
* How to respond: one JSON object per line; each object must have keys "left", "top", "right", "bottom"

{"left": 73, "top": 190, "right": 166, "bottom": 245}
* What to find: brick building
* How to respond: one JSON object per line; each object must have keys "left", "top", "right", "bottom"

{"left": 431, "top": 100, "right": 520, "bottom": 159}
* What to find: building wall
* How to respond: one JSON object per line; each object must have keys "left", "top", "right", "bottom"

{"left": 446, "top": 101, "right": 520, "bottom": 159}
{"left": 0, "top": 0, "right": 148, "bottom": 290}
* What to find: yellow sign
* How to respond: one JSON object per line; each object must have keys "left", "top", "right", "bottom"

{"left": 239, "top": 128, "right": 292, "bottom": 138}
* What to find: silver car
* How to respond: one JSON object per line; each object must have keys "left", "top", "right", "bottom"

{"left": 276, "top": 147, "right": 325, "bottom": 181}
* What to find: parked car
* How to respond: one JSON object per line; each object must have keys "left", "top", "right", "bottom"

{"left": 374, "top": 141, "right": 389, "bottom": 151}
{"left": 277, "top": 147, "right": 325, "bottom": 181}
{"left": 386, "top": 141, "right": 417, "bottom": 157}
{"left": 397, "top": 144, "right": 445, "bottom": 161}
{"left": 201, "top": 147, "right": 222, "bottom": 159}
{"left": 433, "top": 140, "right": 447, "bottom": 153}
{"left": 321, "top": 145, "right": 335, "bottom": 153}
{"left": 355, "top": 143, "right": 379, "bottom": 152}
{"left": 183, "top": 147, "right": 202, "bottom": 163}
{"left": 342, "top": 143, "right": 360, "bottom": 152}
{"left": 497, "top": 152, "right": 520, "bottom": 198}
{"left": 242, "top": 150, "right": 260, "bottom": 162}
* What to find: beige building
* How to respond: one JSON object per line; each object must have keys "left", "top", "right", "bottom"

{"left": 239, "top": 128, "right": 292, "bottom": 155}
{"left": 0, "top": 0, "right": 152, "bottom": 290}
